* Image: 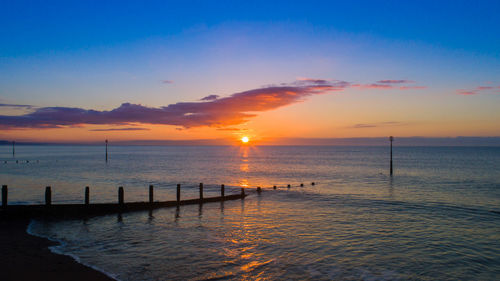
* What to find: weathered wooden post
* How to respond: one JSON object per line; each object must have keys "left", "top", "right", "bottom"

{"left": 176, "top": 184, "right": 181, "bottom": 204}
{"left": 273, "top": 185, "right": 277, "bottom": 190}
{"left": 287, "top": 184, "right": 291, "bottom": 188}
{"left": 390, "top": 136, "right": 394, "bottom": 176}
{"left": 241, "top": 187, "right": 245, "bottom": 197}
{"left": 311, "top": 182, "right": 315, "bottom": 185}
{"left": 300, "top": 183, "right": 304, "bottom": 187}
{"left": 257, "top": 186, "right": 262, "bottom": 193}
{"left": 199, "top": 183, "right": 203, "bottom": 200}
{"left": 2, "top": 185, "right": 7, "bottom": 207}
{"left": 45, "top": 186, "right": 52, "bottom": 206}
{"left": 149, "top": 185, "right": 154, "bottom": 203}
{"left": 118, "top": 186, "right": 124, "bottom": 205}
{"left": 85, "top": 186, "right": 90, "bottom": 205}
{"left": 105, "top": 139, "right": 108, "bottom": 162}
{"left": 221, "top": 184, "right": 225, "bottom": 197}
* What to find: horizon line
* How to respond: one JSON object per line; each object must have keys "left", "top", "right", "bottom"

{"left": 2, "top": 136, "right": 500, "bottom": 146}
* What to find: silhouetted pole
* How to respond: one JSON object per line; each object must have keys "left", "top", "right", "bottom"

{"left": 257, "top": 186, "right": 262, "bottom": 193}
{"left": 2, "top": 185, "right": 7, "bottom": 207}
{"left": 118, "top": 186, "right": 124, "bottom": 205}
{"left": 105, "top": 139, "right": 108, "bottom": 162}
{"left": 176, "top": 184, "right": 181, "bottom": 203}
{"left": 221, "top": 184, "right": 225, "bottom": 197}
{"left": 149, "top": 185, "right": 154, "bottom": 203}
{"left": 199, "top": 183, "right": 203, "bottom": 200}
{"left": 390, "top": 136, "right": 394, "bottom": 176}
{"left": 12, "top": 141, "right": 15, "bottom": 157}
{"left": 45, "top": 186, "right": 52, "bottom": 206}
{"left": 241, "top": 187, "right": 245, "bottom": 197}
{"left": 85, "top": 186, "right": 90, "bottom": 205}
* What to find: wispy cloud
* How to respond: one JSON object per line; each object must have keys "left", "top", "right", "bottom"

{"left": 456, "top": 85, "right": 499, "bottom": 95}
{"left": 162, "top": 80, "right": 174, "bottom": 84}
{"left": 0, "top": 79, "right": 349, "bottom": 130}
{"left": 349, "top": 121, "right": 404, "bottom": 129}
{"left": 352, "top": 83, "right": 393, "bottom": 89}
{"left": 296, "top": 77, "right": 331, "bottom": 84}
{"left": 377, "top": 80, "right": 414, "bottom": 84}
{"left": 476, "top": 86, "right": 493, "bottom": 90}
{"left": 89, "top": 127, "right": 151, "bottom": 131}
{"left": 399, "top": 86, "right": 427, "bottom": 90}
{"left": 456, "top": 90, "right": 478, "bottom": 95}
{"left": 0, "top": 103, "right": 33, "bottom": 109}
{"left": 352, "top": 80, "right": 425, "bottom": 90}
{"left": 200, "top": 94, "right": 219, "bottom": 101}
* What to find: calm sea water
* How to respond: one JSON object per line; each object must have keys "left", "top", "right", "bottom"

{"left": 1, "top": 145, "right": 500, "bottom": 280}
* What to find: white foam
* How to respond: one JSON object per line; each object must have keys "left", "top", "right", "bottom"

{"left": 26, "top": 220, "right": 122, "bottom": 281}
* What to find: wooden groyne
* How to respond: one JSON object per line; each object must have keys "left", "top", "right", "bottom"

{"left": 0, "top": 182, "right": 315, "bottom": 220}
{"left": 0, "top": 184, "right": 246, "bottom": 220}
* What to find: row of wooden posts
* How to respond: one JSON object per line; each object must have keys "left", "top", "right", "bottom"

{"left": 1, "top": 182, "right": 315, "bottom": 207}
{"left": 1, "top": 183, "right": 244, "bottom": 207}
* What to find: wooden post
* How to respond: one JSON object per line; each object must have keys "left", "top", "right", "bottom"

{"left": 311, "top": 182, "right": 315, "bottom": 186}
{"left": 105, "top": 139, "right": 108, "bottom": 162}
{"left": 390, "top": 136, "right": 394, "bottom": 176}
{"left": 45, "top": 186, "right": 51, "bottom": 206}
{"left": 12, "top": 141, "right": 15, "bottom": 157}
{"left": 118, "top": 186, "right": 124, "bottom": 205}
{"left": 287, "top": 184, "right": 291, "bottom": 188}
{"left": 2, "top": 185, "right": 7, "bottom": 207}
{"left": 257, "top": 186, "right": 262, "bottom": 193}
{"left": 199, "top": 183, "right": 203, "bottom": 200}
{"left": 176, "top": 184, "right": 181, "bottom": 203}
{"left": 273, "top": 185, "right": 277, "bottom": 190}
{"left": 300, "top": 183, "right": 304, "bottom": 187}
{"left": 149, "top": 185, "right": 154, "bottom": 203}
{"left": 85, "top": 186, "right": 89, "bottom": 205}
{"left": 221, "top": 184, "right": 225, "bottom": 197}
{"left": 241, "top": 187, "right": 245, "bottom": 197}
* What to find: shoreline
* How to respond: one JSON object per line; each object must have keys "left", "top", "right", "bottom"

{"left": 0, "top": 219, "right": 114, "bottom": 281}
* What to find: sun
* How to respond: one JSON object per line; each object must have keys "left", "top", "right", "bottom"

{"left": 241, "top": 136, "right": 249, "bottom": 143}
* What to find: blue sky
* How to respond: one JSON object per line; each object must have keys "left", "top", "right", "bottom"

{"left": 0, "top": 0, "right": 499, "bottom": 141}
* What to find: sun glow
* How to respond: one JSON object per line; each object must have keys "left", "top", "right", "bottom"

{"left": 241, "top": 136, "right": 249, "bottom": 143}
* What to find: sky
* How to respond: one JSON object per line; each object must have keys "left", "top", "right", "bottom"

{"left": 0, "top": 0, "right": 499, "bottom": 143}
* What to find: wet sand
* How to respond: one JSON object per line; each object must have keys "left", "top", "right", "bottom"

{"left": 0, "top": 219, "right": 114, "bottom": 281}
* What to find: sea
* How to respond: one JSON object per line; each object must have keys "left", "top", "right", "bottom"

{"left": 1, "top": 145, "right": 499, "bottom": 280}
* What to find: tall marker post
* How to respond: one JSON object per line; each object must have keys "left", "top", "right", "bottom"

{"left": 105, "top": 139, "right": 108, "bottom": 162}
{"left": 389, "top": 136, "right": 394, "bottom": 176}
{"left": 12, "top": 141, "right": 15, "bottom": 158}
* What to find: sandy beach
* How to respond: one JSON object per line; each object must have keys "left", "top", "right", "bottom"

{"left": 0, "top": 219, "right": 113, "bottom": 281}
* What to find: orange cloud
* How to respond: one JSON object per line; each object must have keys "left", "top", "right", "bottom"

{"left": 0, "top": 79, "right": 349, "bottom": 130}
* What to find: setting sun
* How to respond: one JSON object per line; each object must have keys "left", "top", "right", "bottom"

{"left": 241, "top": 136, "right": 249, "bottom": 143}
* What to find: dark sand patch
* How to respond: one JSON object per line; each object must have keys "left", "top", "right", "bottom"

{"left": 0, "top": 219, "right": 114, "bottom": 281}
